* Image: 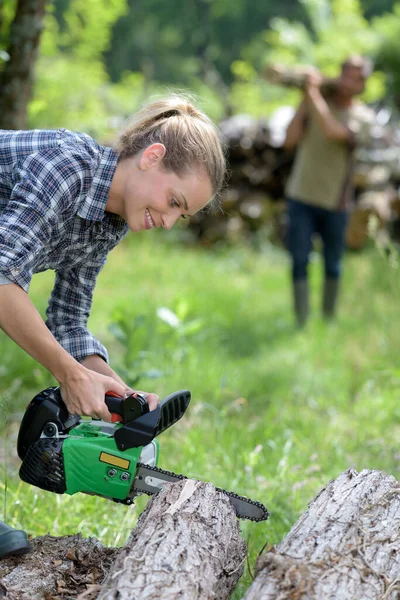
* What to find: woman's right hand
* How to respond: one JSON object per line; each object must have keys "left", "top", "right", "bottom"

{"left": 59, "top": 365, "right": 126, "bottom": 421}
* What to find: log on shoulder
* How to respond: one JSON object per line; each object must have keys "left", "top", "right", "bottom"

{"left": 243, "top": 468, "right": 400, "bottom": 600}
{"left": 97, "top": 479, "right": 247, "bottom": 600}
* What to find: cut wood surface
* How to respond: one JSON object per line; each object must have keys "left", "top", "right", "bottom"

{"left": 97, "top": 479, "right": 247, "bottom": 600}
{"left": 243, "top": 468, "right": 400, "bottom": 600}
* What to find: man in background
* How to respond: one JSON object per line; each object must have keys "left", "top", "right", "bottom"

{"left": 284, "top": 56, "right": 374, "bottom": 326}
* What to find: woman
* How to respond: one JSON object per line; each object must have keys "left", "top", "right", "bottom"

{"left": 0, "top": 94, "right": 226, "bottom": 557}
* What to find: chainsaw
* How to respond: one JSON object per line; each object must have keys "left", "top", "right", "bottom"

{"left": 17, "top": 387, "right": 269, "bottom": 522}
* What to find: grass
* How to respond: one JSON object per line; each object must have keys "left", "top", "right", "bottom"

{"left": 1, "top": 229, "right": 400, "bottom": 598}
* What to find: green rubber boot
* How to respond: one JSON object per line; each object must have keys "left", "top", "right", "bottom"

{"left": 323, "top": 278, "right": 340, "bottom": 319}
{"left": 0, "top": 521, "right": 30, "bottom": 559}
{"left": 293, "top": 279, "right": 309, "bottom": 327}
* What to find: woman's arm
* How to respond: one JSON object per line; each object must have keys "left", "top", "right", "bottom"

{"left": 0, "top": 282, "right": 126, "bottom": 420}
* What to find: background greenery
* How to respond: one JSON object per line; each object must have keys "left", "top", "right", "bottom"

{"left": 1, "top": 0, "right": 400, "bottom": 137}
{"left": 1, "top": 0, "right": 400, "bottom": 596}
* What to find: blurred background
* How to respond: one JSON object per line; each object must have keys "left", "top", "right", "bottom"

{"left": 2, "top": 0, "right": 400, "bottom": 249}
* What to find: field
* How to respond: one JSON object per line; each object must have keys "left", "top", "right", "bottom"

{"left": 1, "top": 230, "right": 399, "bottom": 597}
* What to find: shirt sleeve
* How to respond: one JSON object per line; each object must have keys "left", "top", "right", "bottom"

{"left": 0, "top": 147, "right": 94, "bottom": 290}
{"left": 46, "top": 260, "right": 109, "bottom": 363}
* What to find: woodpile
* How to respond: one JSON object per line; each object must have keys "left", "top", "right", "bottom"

{"left": 188, "top": 102, "right": 400, "bottom": 250}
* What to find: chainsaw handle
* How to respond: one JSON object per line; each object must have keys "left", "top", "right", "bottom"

{"left": 105, "top": 391, "right": 125, "bottom": 422}
{"left": 105, "top": 391, "right": 149, "bottom": 423}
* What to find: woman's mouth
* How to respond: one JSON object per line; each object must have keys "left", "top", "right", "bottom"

{"left": 145, "top": 208, "right": 155, "bottom": 230}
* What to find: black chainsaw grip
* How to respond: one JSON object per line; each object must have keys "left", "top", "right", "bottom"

{"left": 113, "top": 390, "right": 191, "bottom": 451}
{"left": 105, "top": 392, "right": 149, "bottom": 423}
{"left": 155, "top": 390, "right": 191, "bottom": 436}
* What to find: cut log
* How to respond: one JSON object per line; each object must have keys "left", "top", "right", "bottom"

{"left": 97, "top": 479, "right": 247, "bottom": 600}
{"left": 0, "top": 480, "right": 247, "bottom": 600}
{"left": 243, "top": 468, "right": 400, "bottom": 600}
{"left": 345, "top": 189, "right": 394, "bottom": 250}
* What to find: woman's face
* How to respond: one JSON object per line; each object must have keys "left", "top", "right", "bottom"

{"left": 120, "top": 145, "right": 213, "bottom": 233}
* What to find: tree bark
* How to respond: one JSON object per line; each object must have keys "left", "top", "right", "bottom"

{"left": 0, "top": 0, "right": 47, "bottom": 130}
{"left": 243, "top": 468, "right": 400, "bottom": 600}
{"left": 97, "top": 479, "right": 247, "bottom": 600}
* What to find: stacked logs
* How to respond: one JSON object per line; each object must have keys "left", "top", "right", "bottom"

{"left": 188, "top": 105, "right": 400, "bottom": 250}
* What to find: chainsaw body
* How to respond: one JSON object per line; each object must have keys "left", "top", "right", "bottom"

{"left": 17, "top": 386, "right": 270, "bottom": 521}
{"left": 17, "top": 386, "right": 187, "bottom": 504}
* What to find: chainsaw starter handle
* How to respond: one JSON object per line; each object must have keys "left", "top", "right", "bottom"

{"left": 105, "top": 391, "right": 149, "bottom": 423}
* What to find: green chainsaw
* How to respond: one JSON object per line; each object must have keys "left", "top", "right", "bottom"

{"left": 17, "top": 387, "right": 269, "bottom": 522}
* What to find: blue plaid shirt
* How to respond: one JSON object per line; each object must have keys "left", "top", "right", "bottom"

{"left": 0, "top": 128, "right": 129, "bottom": 362}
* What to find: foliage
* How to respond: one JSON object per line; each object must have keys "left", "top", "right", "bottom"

{"left": 372, "top": 3, "right": 400, "bottom": 102}
{"left": 229, "top": 0, "right": 386, "bottom": 117}
{"left": 1, "top": 232, "right": 400, "bottom": 597}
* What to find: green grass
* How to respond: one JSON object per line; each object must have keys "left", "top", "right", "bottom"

{"left": 1, "top": 230, "right": 400, "bottom": 597}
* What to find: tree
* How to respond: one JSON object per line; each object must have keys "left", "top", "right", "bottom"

{"left": 0, "top": 0, "right": 48, "bottom": 129}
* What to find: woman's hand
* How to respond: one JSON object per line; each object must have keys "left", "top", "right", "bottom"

{"left": 80, "top": 354, "right": 160, "bottom": 413}
{"left": 59, "top": 365, "right": 126, "bottom": 421}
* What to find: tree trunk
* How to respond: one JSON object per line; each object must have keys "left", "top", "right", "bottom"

{"left": 97, "top": 479, "right": 247, "bottom": 600}
{"left": 0, "top": 0, "right": 47, "bottom": 130}
{"left": 243, "top": 468, "right": 400, "bottom": 600}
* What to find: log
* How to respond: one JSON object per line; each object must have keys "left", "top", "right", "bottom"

{"left": 0, "top": 480, "right": 247, "bottom": 600}
{"left": 97, "top": 479, "right": 247, "bottom": 600}
{"left": 243, "top": 468, "right": 400, "bottom": 600}
{"left": 345, "top": 189, "right": 394, "bottom": 250}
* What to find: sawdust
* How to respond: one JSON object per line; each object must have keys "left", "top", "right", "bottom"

{"left": 0, "top": 534, "right": 119, "bottom": 600}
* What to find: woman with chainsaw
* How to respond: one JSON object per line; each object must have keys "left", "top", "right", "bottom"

{"left": 0, "top": 94, "right": 226, "bottom": 557}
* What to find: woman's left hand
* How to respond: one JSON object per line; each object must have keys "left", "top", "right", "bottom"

{"left": 125, "top": 388, "right": 159, "bottom": 411}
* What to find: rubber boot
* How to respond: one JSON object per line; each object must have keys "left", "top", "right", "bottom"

{"left": 323, "top": 278, "right": 340, "bottom": 319}
{"left": 293, "top": 279, "right": 309, "bottom": 327}
{"left": 0, "top": 521, "right": 30, "bottom": 559}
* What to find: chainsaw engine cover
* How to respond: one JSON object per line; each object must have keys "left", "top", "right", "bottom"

{"left": 17, "top": 387, "right": 80, "bottom": 460}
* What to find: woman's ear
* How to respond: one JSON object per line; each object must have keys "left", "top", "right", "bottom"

{"left": 139, "top": 143, "right": 166, "bottom": 170}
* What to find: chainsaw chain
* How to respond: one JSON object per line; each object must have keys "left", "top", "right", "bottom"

{"left": 136, "top": 462, "right": 269, "bottom": 522}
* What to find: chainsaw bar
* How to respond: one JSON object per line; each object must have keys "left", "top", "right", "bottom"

{"left": 132, "top": 463, "right": 269, "bottom": 522}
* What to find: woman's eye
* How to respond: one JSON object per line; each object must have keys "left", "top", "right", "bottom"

{"left": 171, "top": 198, "right": 180, "bottom": 208}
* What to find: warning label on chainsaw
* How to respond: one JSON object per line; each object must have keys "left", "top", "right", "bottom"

{"left": 99, "top": 452, "right": 130, "bottom": 470}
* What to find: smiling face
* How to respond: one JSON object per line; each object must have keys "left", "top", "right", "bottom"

{"left": 108, "top": 144, "right": 213, "bottom": 232}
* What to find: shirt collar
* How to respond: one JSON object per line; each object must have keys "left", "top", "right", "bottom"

{"left": 78, "top": 146, "right": 119, "bottom": 222}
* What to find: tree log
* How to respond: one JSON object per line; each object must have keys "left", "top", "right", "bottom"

{"left": 97, "top": 479, "right": 247, "bottom": 600}
{"left": 243, "top": 468, "right": 400, "bottom": 600}
{"left": 0, "top": 479, "right": 247, "bottom": 599}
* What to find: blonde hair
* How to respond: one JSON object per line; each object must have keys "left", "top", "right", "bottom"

{"left": 114, "top": 94, "right": 226, "bottom": 203}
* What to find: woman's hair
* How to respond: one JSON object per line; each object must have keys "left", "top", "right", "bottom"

{"left": 114, "top": 94, "right": 227, "bottom": 203}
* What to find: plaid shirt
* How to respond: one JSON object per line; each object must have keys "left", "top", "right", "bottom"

{"left": 0, "top": 128, "right": 129, "bottom": 362}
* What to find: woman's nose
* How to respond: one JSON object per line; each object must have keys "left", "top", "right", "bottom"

{"left": 162, "top": 213, "right": 180, "bottom": 230}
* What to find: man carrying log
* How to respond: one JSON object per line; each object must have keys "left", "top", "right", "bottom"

{"left": 283, "top": 55, "right": 375, "bottom": 326}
